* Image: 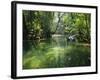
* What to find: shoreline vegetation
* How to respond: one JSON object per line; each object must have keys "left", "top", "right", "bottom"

{"left": 23, "top": 11, "right": 91, "bottom": 69}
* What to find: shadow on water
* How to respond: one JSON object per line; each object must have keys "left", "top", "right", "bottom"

{"left": 23, "top": 35, "right": 91, "bottom": 69}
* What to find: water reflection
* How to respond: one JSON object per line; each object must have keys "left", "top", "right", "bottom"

{"left": 23, "top": 34, "right": 90, "bottom": 69}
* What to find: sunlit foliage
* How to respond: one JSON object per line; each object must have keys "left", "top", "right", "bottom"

{"left": 23, "top": 10, "right": 91, "bottom": 69}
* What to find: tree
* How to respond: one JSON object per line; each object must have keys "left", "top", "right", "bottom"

{"left": 23, "top": 10, "right": 91, "bottom": 43}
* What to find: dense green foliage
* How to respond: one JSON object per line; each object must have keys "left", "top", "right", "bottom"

{"left": 23, "top": 11, "right": 91, "bottom": 43}
{"left": 23, "top": 10, "right": 91, "bottom": 69}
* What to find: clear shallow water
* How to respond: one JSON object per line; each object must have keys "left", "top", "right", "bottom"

{"left": 23, "top": 35, "right": 90, "bottom": 69}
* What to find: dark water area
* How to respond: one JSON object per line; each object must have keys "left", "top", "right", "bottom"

{"left": 23, "top": 35, "right": 91, "bottom": 69}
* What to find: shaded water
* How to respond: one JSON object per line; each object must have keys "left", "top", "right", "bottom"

{"left": 23, "top": 34, "right": 91, "bottom": 69}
